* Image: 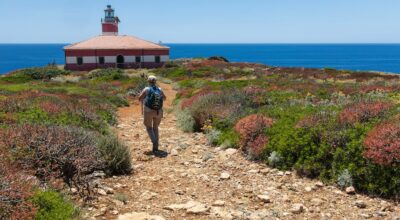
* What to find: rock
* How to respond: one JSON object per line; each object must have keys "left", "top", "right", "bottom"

{"left": 93, "top": 207, "right": 108, "bottom": 217}
{"left": 311, "top": 198, "right": 324, "bottom": 206}
{"left": 211, "top": 207, "right": 233, "bottom": 219}
{"left": 198, "top": 174, "right": 209, "bottom": 181}
{"left": 101, "top": 186, "right": 114, "bottom": 194}
{"left": 70, "top": 187, "right": 78, "bottom": 194}
{"left": 171, "top": 149, "right": 178, "bottom": 156}
{"left": 112, "top": 199, "right": 125, "bottom": 207}
{"left": 315, "top": 181, "right": 324, "bottom": 187}
{"left": 260, "top": 168, "right": 270, "bottom": 174}
{"left": 355, "top": 200, "right": 367, "bottom": 209}
{"left": 97, "top": 189, "right": 107, "bottom": 196}
{"left": 305, "top": 186, "right": 313, "bottom": 192}
{"left": 164, "top": 201, "right": 199, "bottom": 211}
{"left": 257, "top": 195, "right": 271, "bottom": 203}
{"left": 250, "top": 210, "right": 269, "bottom": 219}
{"left": 91, "top": 171, "right": 106, "bottom": 178}
{"left": 359, "top": 213, "right": 372, "bottom": 219}
{"left": 291, "top": 203, "right": 304, "bottom": 214}
{"left": 346, "top": 186, "right": 356, "bottom": 194}
{"left": 186, "top": 203, "right": 210, "bottom": 215}
{"left": 111, "top": 210, "right": 119, "bottom": 215}
{"left": 282, "top": 195, "right": 291, "bottom": 203}
{"left": 212, "top": 200, "right": 225, "bottom": 207}
{"left": 175, "top": 190, "right": 185, "bottom": 195}
{"left": 277, "top": 171, "right": 285, "bottom": 176}
{"left": 118, "top": 212, "right": 165, "bottom": 220}
{"left": 140, "top": 191, "right": 158, "bottom": 200}
{"left": 225, "top": 148, "right": 237, "bottom": 155}
{"left": 220, "top": 172, "right": 231, "bottom": 180}
{"left": 375, "top": 211, "right": 387, "bottom": 217}
{"left": 285, "top": 171, "right": 292, "bottom": 175}
{"left": 202, "top": 152, "right": 214, "bottom": 161}
{"left": 193, "top": 158, "right": 203, "bottom": 164}
{"left": 247, "top": 169, "right": 259, "bottom": 174}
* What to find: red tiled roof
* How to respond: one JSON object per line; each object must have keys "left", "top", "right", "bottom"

{"left": 64, "top": 35, "right": 169, "bottom": 50}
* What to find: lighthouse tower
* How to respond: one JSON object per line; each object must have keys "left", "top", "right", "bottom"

{"left": 102, "top": 5, "right": 120, "bottom": 35}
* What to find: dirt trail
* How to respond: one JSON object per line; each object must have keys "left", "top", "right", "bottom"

{"left": 87, "top": 83, "right": 399, "bottom": 220}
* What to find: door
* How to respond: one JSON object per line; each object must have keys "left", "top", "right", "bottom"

{"left": 116, "top": 55, "right": 124, "bottom": 68}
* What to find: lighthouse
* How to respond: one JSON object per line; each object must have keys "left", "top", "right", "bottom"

{"left": 64, "top": 5, "right": 170, "bottom": 71}
{"left": 102, "top": 5, "right": 119, "bottom": 35}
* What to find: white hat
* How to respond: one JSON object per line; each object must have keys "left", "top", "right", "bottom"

{"left": 147, "top": 75, "right": 157, "bottom": 83}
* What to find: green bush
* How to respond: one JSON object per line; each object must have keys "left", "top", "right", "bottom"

{"left": 217, "top": 129, "right": 239, "bottom": 148}
{"left": 157, "top": 67, "right": 187, "bottom": 79}
{"left": 13, "top": 67, "right": 70, "bottom": 80}
{"left": 88, "top": 68, "right": 127, "bottom": 81}
{"left": 106, "top": 93, "right": 129, "bottom": 107}
{"left": 188, "top": 90, "right": 248, "bottom": 130}
{"left": 31, "top": 190, "right": 76, "bottom": 220}
{"left": 97, "top": 135, "right": 132, "bottom": 175}
{"left": 176, "top": 109, "right": 196, "bottom": 132}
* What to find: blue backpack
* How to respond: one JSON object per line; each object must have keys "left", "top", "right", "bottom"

{"left": 145, "top": 86, "right": 163, "bottom": 110}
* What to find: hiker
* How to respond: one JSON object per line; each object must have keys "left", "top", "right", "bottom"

{"left": 138, "top": 75, "right": 166, "bottom": 154}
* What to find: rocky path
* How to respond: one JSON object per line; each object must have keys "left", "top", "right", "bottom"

{"left": 87, "top": 83, "right": 399, "bottom": 220}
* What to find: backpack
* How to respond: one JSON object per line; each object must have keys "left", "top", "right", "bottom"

{"left": 144, "top": 86, "right": 163, "bottom": 110}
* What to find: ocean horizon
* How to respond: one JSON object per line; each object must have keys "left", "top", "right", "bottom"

{"left": 1, "top": 43, "right": 400, "bottom": 74}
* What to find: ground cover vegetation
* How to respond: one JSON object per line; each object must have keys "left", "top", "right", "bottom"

{"left": 0, "top": 67, "right": 146, "bottom": 219}
{"left": 158, "top": 58, "right": 400, "bottom": 199}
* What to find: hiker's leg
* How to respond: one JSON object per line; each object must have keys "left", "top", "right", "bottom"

{"left": 152, "top": 110, "right": 163, "bottom": 149}
{"left": 144, "top": 111, "right": 157, "bottom": 148}
{"left": 152, "top": 119, "right": 159, "bottom": 149}
{"left": 146, "top": 126, "right": 157, "bottom": 146}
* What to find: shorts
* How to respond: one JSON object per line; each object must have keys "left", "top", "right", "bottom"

{"left": 143, "top": 108, "right": 163, "bottom": 128}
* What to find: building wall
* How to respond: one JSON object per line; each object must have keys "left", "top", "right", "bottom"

{"left": 65, "top": 63, "right": 165, "bottom": 71}
{"left": 64, "top": 49, "right": 170, "bottom": 71}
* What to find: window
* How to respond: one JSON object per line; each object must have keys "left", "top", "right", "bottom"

{"left": 155, "top": 56, "right": 161, "bottom": 63}
{"left": 77, "top": 57, "right": 83, "bottom": 65}
{"left": 136, "top": 56, "right": 141, "bottom": 63}
{"left": 99, "top": 57, "right": 105, "bottom": 64}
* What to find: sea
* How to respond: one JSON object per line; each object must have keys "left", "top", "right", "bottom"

{"left": 1, "top": 44, "right": 400, "bottom": 75}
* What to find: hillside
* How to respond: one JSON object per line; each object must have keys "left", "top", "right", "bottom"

{"left": 1, "top": 60, "right": 400, "bottom": 219}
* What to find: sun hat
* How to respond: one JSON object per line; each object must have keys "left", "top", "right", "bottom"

{"left": 147, "top": 75, "right": 157, "bottom": 83}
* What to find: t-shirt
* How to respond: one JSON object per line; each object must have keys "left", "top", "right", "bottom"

{"left": 141, "top": 86, "right": 164, "bottom": 112}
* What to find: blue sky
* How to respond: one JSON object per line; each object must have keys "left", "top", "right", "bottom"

{"left": 2, "top": 0, "right": 400, "bottom": 43}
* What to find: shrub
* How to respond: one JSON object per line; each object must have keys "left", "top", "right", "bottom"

{"left": 106, "top": 93, "right": 129, "bottom": 107}
{"left": 13, "top": 67, "right": 70, "bottom": 80}
{"left": 268, "top": 151, "right": 282, "bottom": 167}
{"left": 97, "top": 135, "right": 132, "bottom": 175}
{"left": 180, "top": 89, "right": 215, "bottom": 109}
{"left": 88, "top": 68, "right": 127, "bottom": 81}
{"left": 127, "top": 77, "right": 147, "bottom": 97}
{"left": 189, "top": 90, "right": 248, "bottom": 130}
{"left": 205, "top": 128, "right": 222, "bottom": 146}
{"left": 0, "top": 161, "right": 36, "bottom": 220}
{"left": 0, "top": 125, "right": 105, "bottom": 197}
{"left": 164, "top": 61, "right": 179, "bottom": 68}
{"left": 31, "top": 190, "right": 76, "bottom": 220}
{"left": 208, "top": 56, "right": 229, "bottom": 63}
{"left": 176, "top": 109, "right": 196, "bottom": 132}
{"left": 337, "top": 169, "right": 353, "bottom": 189}
{"left": 234, "top": 114, "right": 273, "bottom": 158}
{"left": 363, "top": 121, "right": 400, "bottom": 166}
{"left": 339, "top": 101, "right": 393, "bottom": 125}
